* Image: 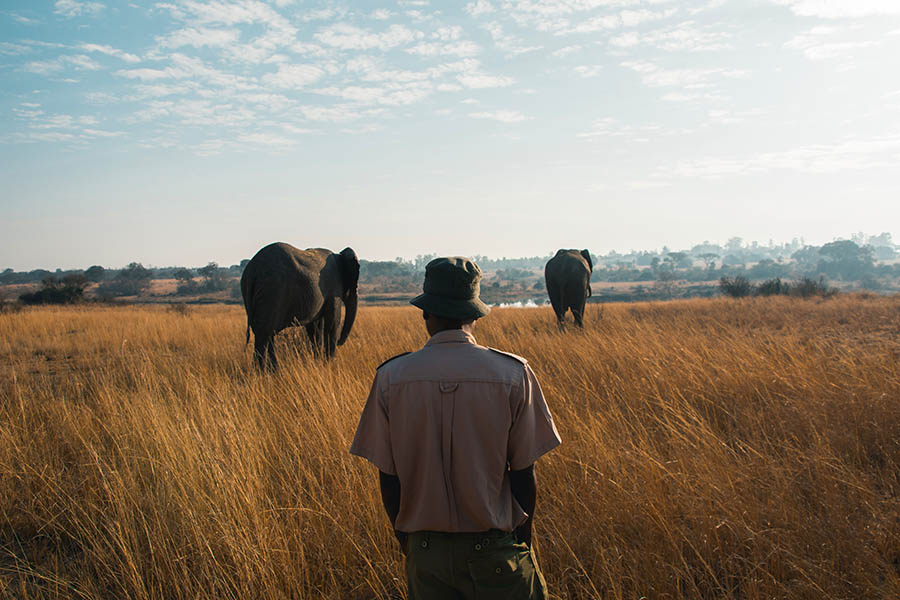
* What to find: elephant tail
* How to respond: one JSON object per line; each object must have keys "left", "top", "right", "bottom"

{"left": 245, "top": 323, "right": 250, "bottom": 346}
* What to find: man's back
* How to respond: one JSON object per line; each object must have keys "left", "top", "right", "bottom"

{"left": 352, "top": 329, "right": 559, "bottom": 534}
{"left": 350, "top": 256, "right": 559, "bottom": 600}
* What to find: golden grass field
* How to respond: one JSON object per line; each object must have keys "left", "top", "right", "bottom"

{"left": 2, "top": 297, "right": 899, "bottom": 599}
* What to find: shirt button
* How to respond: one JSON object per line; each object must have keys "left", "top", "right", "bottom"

{"left": 474, "top": 544, "right": 482, "bottom": 551}
{"left": 421, "top": 541, "right": 428, "bottom": 548}
{"left": 495, "top": 568, "right": 502, "bottom": 574}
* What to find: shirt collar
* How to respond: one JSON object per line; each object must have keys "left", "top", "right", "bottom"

{"left": 424, "top": 329, "right": 477, "bottom": 347}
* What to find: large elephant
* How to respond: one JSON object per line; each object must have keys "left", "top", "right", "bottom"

{"left": 544, "top": 249, "right": 593, "bottom": 328}
{"left": 241, "top": 243, "right": 359, "bottom": 370}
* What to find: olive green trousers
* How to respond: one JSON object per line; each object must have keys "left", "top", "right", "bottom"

{"left": 405, "top": 530, "right": 549, "bottom": 600}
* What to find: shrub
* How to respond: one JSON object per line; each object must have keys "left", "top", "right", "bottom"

{"left": 719, "top": 276, "right": 753, "bottom": 298}
{"left": 97, "top": 262, "right": 152, "bottom": 298}
{"left": 791, "top": 276, "right": 836, "bottom": 298}
{"left": 19, "top": 275, "right": 88, "bottom": 305}
{"left": 757, "top": 277, "right": 788, "bottom": 296}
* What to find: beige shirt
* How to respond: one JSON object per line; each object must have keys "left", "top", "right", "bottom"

{"left": 350, "top": 329, "right": 561, "bottom": 533}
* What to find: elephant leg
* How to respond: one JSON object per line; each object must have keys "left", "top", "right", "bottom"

{"left": 548, "top": 288, "right": 565, "bottom": 327}
{"left": 572, "top": 299, "right": 586, "bottom": 328}
{"left": 253, "top": 333, "right": 270, "bottom": 371}
{"left": 323, "top": 298, "right": 340, "bottom": 358}
{"left": 265, "top": 336, "right": 278, "bottom": 371}
{"left": 305, "top": 319, "right": 324, "bottom": 357}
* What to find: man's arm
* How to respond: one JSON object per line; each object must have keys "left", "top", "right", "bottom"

{"left": 509, "top": 464, "right": 537, "bottom": 547}
{"left": 378, "top": 471, "right": 407, "bottom": 552}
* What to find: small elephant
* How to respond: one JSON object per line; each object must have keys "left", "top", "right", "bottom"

{"left": 241, "top": 243, "right": 359, "bottom": 370}
{"left": 544, "top": 249, "right": 593, "bottom": 328}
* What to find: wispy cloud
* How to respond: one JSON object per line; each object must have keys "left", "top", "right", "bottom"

{"left": 577, "top": 117, "right": 668, "bottom": 141}
{"left": 406, "top": 40, "right": 481, "bottom": 57}
{"left": 116, "top": 54, "right": 258, "bottom": 91}
{"left": 11, "top": 102, "right": 123, "bottom": 144}
{"left": 158, "top": 27, "right": 241, "bottom": 50}
{"left": 784, "top": 26, "right": 879, "bottom": 62}
{"left": 261, "top": 63, "right": 324, "bottom": 89}
{"left": 299, "top": 104, "right": 381, "bottom": 122}
{"left": 456, "top": 59, "right": 516, "bottom": 88}
{"left": 610, "top": 21, "right": 731, "bottom": 52}
{"left": 574, "top": 65, "right": 603, "bottom": 78}
{"left": 79, "top": 43, "right": 141, "bottom": 63}
{"left": 238, "top": 132, "right": 296, "bottom": 147}
{"left": 550, "top": 44, "right": 583, "bottom": 57}
{"left": 1, "top": 42, "right": 33, "bottom": 56}
{"left": 25, "top": 54, "right": 102, "bottom": 74}
{"left": 771, "top": 0, "right": 900, "bottom": 18}
{"left": 54, "top": 0, "right": 104, "bottom": 18}
{"left": 483, "top": 22, "right": 542, "bottom": 55}
{"left": 658, "top": 134, "right": 900, "bottom": 178}
{"left": 313, "top": 82, "right": 435, "bottom": 106}
{"left": 9, "top": 13, "right": 40, "bottom": 25}
{"left": 622, "top": 60, "right": 749, "bottom": 89}
{"left": 560, "top": 8, "right": 678, "bottom": 34}
{"left": 314, "top": 23, "right": 420, "bottom": 51}
{"left": 469, "top": 110, "right": 529, "bottom": 123}
{"left": 465, "top": 1, "right": 495, "bottom": 17}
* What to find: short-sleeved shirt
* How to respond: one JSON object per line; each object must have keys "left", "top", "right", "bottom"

{"left": 350, "top": 329, "right": 561, "bottom": 533}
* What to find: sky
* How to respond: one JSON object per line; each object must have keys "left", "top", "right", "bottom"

{"left": 2, "top": 0, "right": 899, "bottom": 270}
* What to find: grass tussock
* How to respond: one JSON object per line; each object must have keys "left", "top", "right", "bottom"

{"left": 1, "top": 297, "right": 900, "bottom": 599}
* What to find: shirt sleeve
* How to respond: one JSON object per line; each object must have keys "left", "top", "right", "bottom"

{"left": 507, "top": 364, "right": 562, "bottom": 471}
{"left": 349, "top": 375, "right": 397, "bottom": 475}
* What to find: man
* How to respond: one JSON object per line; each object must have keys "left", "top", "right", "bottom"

{"left": 350, "top": 257, "right": 561, "bottom": 600}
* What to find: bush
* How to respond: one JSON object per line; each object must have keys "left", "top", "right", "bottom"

{"left": 19, "top": 275, "right": 88, "bottom": 305}
{"left": 97, "top": 262, "right": 152, "bottom": 298}
{"left": 791, "top": 276, "right": 836, "bottom": 298}
{"left": 719, "top": 276, "right": 753, "bottom": 298}
{"left": 198, "top": 262, "right": 227, "bottom": 292}
{"left": 757, "top": 278, "right": 788, "bottom": 296}
{"left": 176, "top": 280, "right": 200, "bottom": 295}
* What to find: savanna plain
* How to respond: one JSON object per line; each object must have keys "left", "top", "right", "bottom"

{"left": 2, "top": 297, "right": 899, "bottom": 599}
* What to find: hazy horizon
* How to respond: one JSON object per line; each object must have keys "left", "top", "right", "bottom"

{"left": 2, "top": 229, "right": 895, "bottom": 272}
{"left": 3, "top": 1, "right": 899, "bottom": 271}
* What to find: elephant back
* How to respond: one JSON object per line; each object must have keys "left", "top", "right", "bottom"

{"left": 546, "top": 249, "right": 592, "bottom": 276}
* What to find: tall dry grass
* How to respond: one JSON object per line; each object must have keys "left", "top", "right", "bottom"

{"left": 1, "top": 297, "right": 899, "bottom": 599}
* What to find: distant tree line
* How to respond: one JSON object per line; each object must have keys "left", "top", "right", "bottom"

{"left": 4, "top": 260, "right": 248, "bottom": 304}
{"left": 3, "top": 232, "right": 897, "bottom": 305}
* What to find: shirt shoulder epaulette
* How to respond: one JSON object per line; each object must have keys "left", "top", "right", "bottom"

{"left": 376, "top": 351, "right": 411, "bottom": 370}
{"left": 488, "top": 347, "right": 528, "bottom": 366}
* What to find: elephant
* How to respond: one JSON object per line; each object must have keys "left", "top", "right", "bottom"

{"left": 544, "top": 249, "right": 593, "bottom": 328}
{"left": 241, "top": 243, "right": 359, "bottom": 370}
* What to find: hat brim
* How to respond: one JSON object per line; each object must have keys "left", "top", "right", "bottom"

{"left": 410, "top": 292, "right": 491, "bottom": 320}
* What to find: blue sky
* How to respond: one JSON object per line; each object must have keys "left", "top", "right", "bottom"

{"left": 2, "top": 0, "right": 899, "bottom": 270}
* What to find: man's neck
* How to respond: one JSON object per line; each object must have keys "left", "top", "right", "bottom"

{"left": 426, "top": 322, "right": 475, "bottom": 337}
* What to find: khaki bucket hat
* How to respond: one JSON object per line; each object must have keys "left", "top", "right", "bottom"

{"left": 410, "top": 256, "right": 491, "bottom": 320}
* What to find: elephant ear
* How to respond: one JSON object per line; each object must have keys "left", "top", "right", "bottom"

{"left": 580, "top": 249, "right": 593, "bottom": 272}
{"left": 339, "top": 247, "right": 360, "bottom": 293}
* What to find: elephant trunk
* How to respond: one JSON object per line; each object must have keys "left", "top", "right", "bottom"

{"left": 337, "top": 291, "right": 357, "bottom": 346}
